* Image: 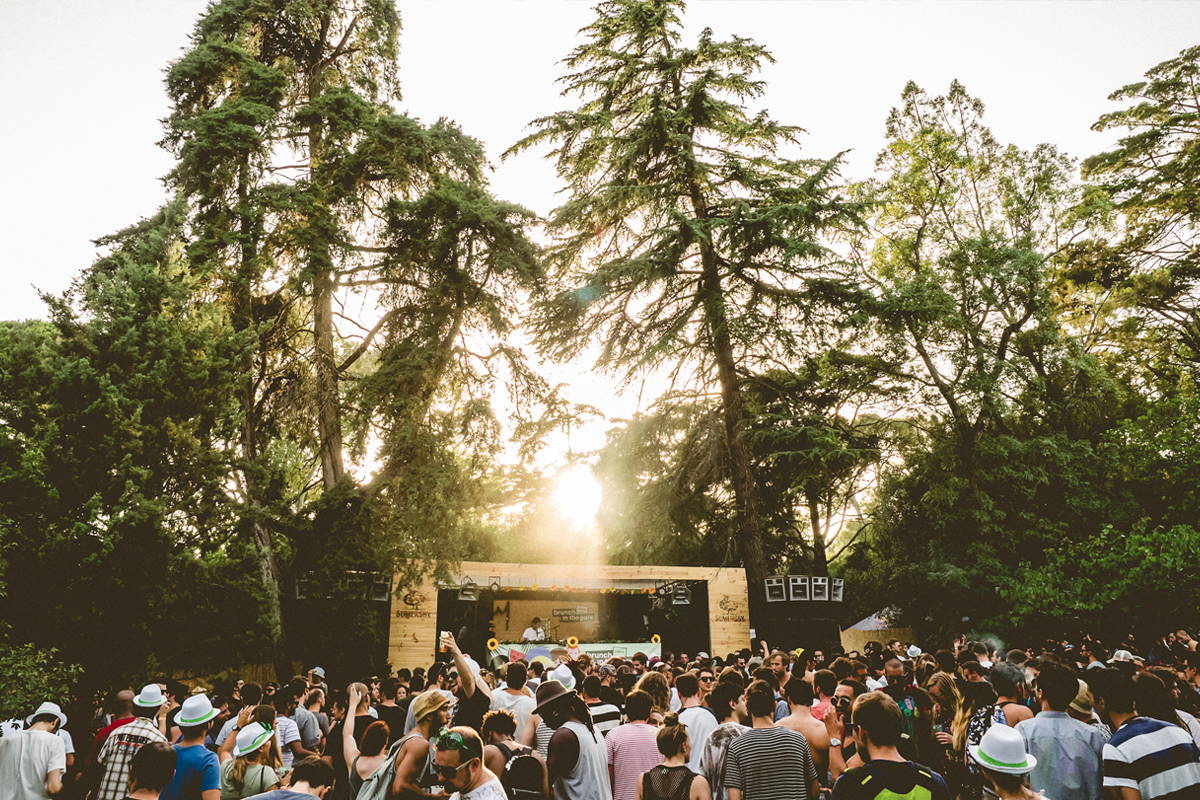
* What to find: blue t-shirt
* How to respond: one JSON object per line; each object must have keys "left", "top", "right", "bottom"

{"left": 160, "top": 743, "right": 220, "bottom": 800}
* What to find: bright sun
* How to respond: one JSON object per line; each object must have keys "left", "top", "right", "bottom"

{"left": 549, "top": 464, "right": 603, "bottom": 528}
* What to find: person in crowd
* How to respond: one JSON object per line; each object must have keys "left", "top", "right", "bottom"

{"left": 391, "top": 688, "right": 453, "bottom": 800}
{"left": 830, "top": 691, "right": 951, "bottom": 800}
{"left": 0, "top": 701, "right": 67, "bottom": 799}
{"left": 215, "top": 684, "right": 263, "bottom": 747}
{"left": 639, "top": 712, "right": 712, "bottom": 800}
{"left": 813, "top": 670, "right": 838, "bottom": 722}
{"left": 677, "top": 672, "right": 719, "bottom": 774}
{"left": 967, "top": 720, "right": 1045, "bottom": 800}
{"left": 376, "top": 677, "right": 407, "bottom": 736}
{"left": 124, "top": 742, "right": 178, "bottom": 800}
{"left": 827, "top": 679, "right": 869, "bottom": 783}
{"left": 1089, "top": 668, "right": 1200, "bottom": 800}
{"left": 521, "top": 618, "right": 547, "bottom": 643}
{"left": 433, "top": 726, "right": 507, "bottom": 799}
{"left": 307, "top": 668, "right": 330, "bottom": 698}
{"left": 161, "top": 693, "right": 220, "bottom": 800}
{"left": 881, "top": 657, "right": 935, "bottom": 764}
{"left": 722, "top": 680, "right": 818, "bottom": 800}
{"left": 775, "top": 676, "right": 830, "bottom": 778}
{"left": 598, "top": 665, "right": 625, "bottom": 712}
{"left": 327, "top": 681, "right": 379, "bottom": 795}
{"left": 1066, "top": 679, "right": 1111, "bottom": 739}
{"left": 288, "top": 678, "right": 322, "bottom": 754}
{"left": 86, "top": 689, "right": 136, "bottom": 778}
{"left": 272, "top": 691, "right": 315, "bottom": 771}
{"left": 1137, "top": 670, "right": 1200, "bottom": 745}
{"left": 1015, "top": 659, "right": 1106, "bottom": 800}
{"left": 536, "top": 679, "right": 611, "bottom": 800}
{"left": 480, "top": 709, "right": 548, "bottom": 799}
{"left": 699, "top": 682, "right": 748, "bottom": 800}
{"left": 442, "top": 635, "right": 489, "bottom": 734}
{"left": 304, "top": 688, "right": 330, "bottom": 747}
{"left": 216, "top": 712, "right": 280, "bottom": 799}
{"left": 925, "top": 671, "right": 960, "bottom": 778}
{"left": 341, "top": 685, "right": 391, "bottom": 798}
{"left": 634, "top": 672, "right": 673, "bottom": 725}
{"left": 250, "top": 757, "right": 335, "bottom": 800}
{"left": 608, "top": 690, "right": 664, "bottom": 800}
{"left": 581, "top": 675, "right": 621, "bottom": 737}
{"left": 95, "top": 684, "right": 171, "bottom": 800}
{"left": 491, "top": 661, "right": 536, "bottom": 741}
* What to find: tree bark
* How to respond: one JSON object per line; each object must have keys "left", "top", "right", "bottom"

{"left": 807, "top": 489, "right": 828, "bottom": 576}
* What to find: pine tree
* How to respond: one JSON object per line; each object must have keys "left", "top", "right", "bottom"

{"left": 509, "top": 0, "right": 859, "bottom": 594}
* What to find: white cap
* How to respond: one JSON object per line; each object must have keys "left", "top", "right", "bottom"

{"left": 134, "top": 684, "right": 166, "bottom": 708}
{"left": 26, "top": 702, "right": 67, "bottom": 727}
{"left": 907, "top": 645, "right": 922, "bottom": 658}
{"left": 234, "top": 722, "right": 274, "bottom": 757}
{"left": 175, "top": 694, "right": 218, "bottom": 727}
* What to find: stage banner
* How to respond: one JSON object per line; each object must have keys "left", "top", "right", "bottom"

{"left": 490, "top": 641, "right": 662, "bottom": 666}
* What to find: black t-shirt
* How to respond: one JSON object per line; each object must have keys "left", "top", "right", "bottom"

{"left": 375, "top": 703, "right": 407, "bottom": 739}
{"left": 452, "top": 686, "right": 491, "bottom": 733}
{"left": 833, "top": 760, "right": 951, "bottom": 800}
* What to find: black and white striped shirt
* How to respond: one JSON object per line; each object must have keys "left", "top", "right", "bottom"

{"left": 724, "top": 726, "right": 818, "bottom": 800}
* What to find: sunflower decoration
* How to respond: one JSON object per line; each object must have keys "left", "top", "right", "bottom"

{"left": 566, "top": 636, "right": 579, "bottom": 648}
{"left": 650, "top": 634, "right": 661, "bottom": 644}
{"left": 487, "top": 638, "right": 499, "bottom": 651}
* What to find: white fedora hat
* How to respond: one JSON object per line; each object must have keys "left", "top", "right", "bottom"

{"left": 175, "top": 694, "right": 218, "bottom": 727}
{"left": 969, "top": 723, "right": 1037, "bottom": 774}
{"left": 26, "top": 702, "right": 67, "bottom": 727}
{"left": 234, "top": 722, "right": 274, "bottom": 757}
{"left": 133, "top": 683, "right": 166, "bottom": 708}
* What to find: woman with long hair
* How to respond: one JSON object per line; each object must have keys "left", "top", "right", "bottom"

{"left": 925, "top": 672, "right": 963, "bottom": 792}
{"left": 216, "top": 706, "right": 280, "bottom": 799}
{"left": 633, "top": 672, "right": 671, "bottom": 725}
{"left": 638, "top": 712, "right": 711, "bottom": 800}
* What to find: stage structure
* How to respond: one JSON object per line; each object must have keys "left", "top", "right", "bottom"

{"left": 388, "top": 561, "right": 749, "bottom": 670}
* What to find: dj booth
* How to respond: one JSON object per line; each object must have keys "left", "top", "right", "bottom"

{"left": 388, "top": 561, "right": 749, "bottom": 669}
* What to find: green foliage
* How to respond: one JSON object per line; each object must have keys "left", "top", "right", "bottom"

{"left": 0, "top": 644, "right": 83, "bottom": 722}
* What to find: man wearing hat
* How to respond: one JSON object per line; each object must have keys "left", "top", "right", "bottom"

{"left": 968, "top": 723, "right": 1042, "bottom": 800}
{"left": 0, "top": 701, "right": 67, "bottom": 799}
{"left": 536, "top": 679, "right": 611, "bottom": 800}
{"left": 93, "top": 684, "right": 169, "bottom": 800}
{"left": 160, "top": 693, "right": 220, "bottom": 800}
{"left": 390, "top": 688, "right": 453, "bottom": 799}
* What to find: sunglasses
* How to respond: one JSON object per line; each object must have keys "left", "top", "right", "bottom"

{"left": 434, "top": 760, "right": 476, "bottom": 779}
{"left": 700, "top": 676, "right": 714, "bottom": 682}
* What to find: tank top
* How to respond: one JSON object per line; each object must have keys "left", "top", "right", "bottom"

{"left": 554, "top": 720, "right": 611, "bottom": 800}
{"left": 535, "top": 720, "right": 554, "bottom": 759}
{"left": 643, "top": 764, "right": 696, "bottom": 800}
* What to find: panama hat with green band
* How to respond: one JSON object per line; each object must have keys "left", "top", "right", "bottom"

{"left": 968, "top": 724, "right": 1037, "bottom": 774}
{"left": 175, "top": 694, "right": 218, "bottom": 727}
{"left": 234, "top": 722, "right": 275, "bottom": 757}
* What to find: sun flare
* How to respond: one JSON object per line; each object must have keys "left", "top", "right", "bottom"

{"left": 549, "top": 464, "right": 603, "bottom": 529}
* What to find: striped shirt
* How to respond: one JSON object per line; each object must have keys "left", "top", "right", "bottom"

{"left": 724, "top": 726, "right": 818, "bottom": 800}
{"left": 1103, "top": 717, "right": 1200, "bottom": 800}
{"left": 606, "top": 722, "right": 663, "bottom": 800}
{"left": 586, "top": 701, "right": 621, "bottom": 737}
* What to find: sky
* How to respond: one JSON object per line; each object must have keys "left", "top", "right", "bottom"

{"left": 2, "top": 0, "right": 1198, "bottom": 461}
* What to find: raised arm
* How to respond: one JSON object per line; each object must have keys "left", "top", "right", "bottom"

{"left": 219, "top": 706, "right": 253, "bottom": 764}
{"left": 444, "top": 632, "right": 476, "bottom": 699}
{"left": 342, "top": 685, "right": 363, "bottom": 774}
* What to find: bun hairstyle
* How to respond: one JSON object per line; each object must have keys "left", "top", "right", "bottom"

{"left": 656, "top": 711, "right": 689, "bottom": 757}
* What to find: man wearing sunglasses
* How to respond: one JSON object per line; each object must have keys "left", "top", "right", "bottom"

{"left": 433, "top": 727, "right": 506, "bottom": 799}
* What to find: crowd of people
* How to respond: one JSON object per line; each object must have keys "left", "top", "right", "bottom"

{"left": 3, "top": 627, "right": 1200, "bottom": 800}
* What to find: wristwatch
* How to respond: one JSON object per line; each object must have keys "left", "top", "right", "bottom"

{"left": 830, "top": 737, "right": 842, "bottom": 748}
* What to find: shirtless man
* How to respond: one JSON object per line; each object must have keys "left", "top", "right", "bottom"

{"left": 776, "top": 677, "right": 830, "bottom": 779}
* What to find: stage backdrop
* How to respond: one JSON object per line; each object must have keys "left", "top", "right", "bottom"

{"left": 493, "top": 599, "right": 600, "bottom": 642}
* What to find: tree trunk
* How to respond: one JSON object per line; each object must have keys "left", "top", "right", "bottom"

{"left": 807, "top": 489, "right": 828, "bottom": 576}
{"left": 313, "top": 262, "right": 345, "bottom": 489}
{"left": 234, "top": 160, "right": 286, "bottom": 669}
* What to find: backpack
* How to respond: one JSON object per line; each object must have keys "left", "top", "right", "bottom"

{"left": 355, "top": 732, "right": 429, "bottom": 800}
{"left": 496, "top": 741, "right": 543, "bottom": 800}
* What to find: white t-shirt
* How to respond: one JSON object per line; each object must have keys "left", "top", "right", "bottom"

{"left": 489, "top": 689, "right": 536, "bottom": 740}
{"left": 451, "top": 775, "right": 508, "bottom": 799}
{"left": 57, "top": 730, "right": 73, "bottom": 756}
{"left": 275, "top": 716, "right": 301, "bottom": 769}
{"left": 0, "top": 728, "right": 66, "bottom": 799}
{"left": 215, "top": 716, "right": 237, "bottom": 746}
{"left": 679, "top": 706, "right": 718, "bottom": 774}
{"left": 521, "top": 627, "right": 546, "bottom": 641}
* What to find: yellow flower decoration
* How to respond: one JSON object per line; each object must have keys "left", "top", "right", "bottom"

{"left": 567, "top": 636, "right": 579, "bottom": 648}
{"left": 650, "top": 634, "right": 661, "bottom": 644}
{"left": 487, "top": 638, "right": 499, "bottom": 651}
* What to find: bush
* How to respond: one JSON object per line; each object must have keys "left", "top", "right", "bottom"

{"left": 0, "top": 643, "right": 83, "bottom": 721}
